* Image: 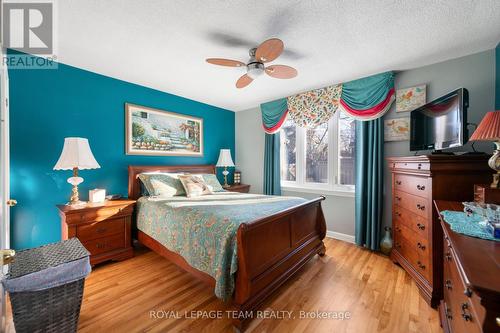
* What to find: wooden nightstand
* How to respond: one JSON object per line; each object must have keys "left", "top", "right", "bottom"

{"left": 225, "top": 184, "right": 250, "bottom": 193}
{"left": 57, "top": 200, "right": 135, "bottom": 265}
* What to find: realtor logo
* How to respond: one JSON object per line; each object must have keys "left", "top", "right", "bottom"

{"left": 2, "top": 1, "right": 53, "bottom": 54}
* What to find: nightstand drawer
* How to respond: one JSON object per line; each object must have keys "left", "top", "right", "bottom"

{"left": 77, "top": 217, "right": 125, "bottom": 241}
{"left": 82, "top": 233, "right": 125, "bottom": 256}
{"left": 66, "top": 206, "right": 132, "bottom": 224}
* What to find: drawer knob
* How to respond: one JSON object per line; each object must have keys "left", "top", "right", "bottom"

{"left": 417, "top": 223, "right": 425, "bottom": 230}
{"left": 445, "top": 308, "right": 453, "bottom": 320}
{"left": 96, "top": 242, "right": 106, "bottom": 249}
{"left": 445, "top": 279, "right": 452, "bottom": 290}
{"left": 417, "top": 242, "right": 426, "bottom": 251}
{"left": 416, "top": 185, "right": 425, "bottom": 191}
{"left": 461, "top": 302, "right": 472, "bottom": 322}
{"left": 416, "top": 204, "right": 425, "bottom": 211}
{"left": 417, "top": 261, "right": 425, "bottom": 270}
{"left": 445, "top": 251, "right": 452, "bottom": 261}
{"left": 396, "top": 180, "right": 402, "bottom": 185}
{"left": 464, "top": 288, "right": 472, "bottom": 297}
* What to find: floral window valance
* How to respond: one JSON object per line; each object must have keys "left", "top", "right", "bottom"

{"left": 287, "top": 84, "right": 342, "bottom": 128}
{"left": 260, "top": 71, "right": 395, "bottom": 131}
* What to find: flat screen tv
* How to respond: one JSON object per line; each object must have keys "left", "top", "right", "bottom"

{"left": 410, "top": 88, "right": 469, "bottom": 152}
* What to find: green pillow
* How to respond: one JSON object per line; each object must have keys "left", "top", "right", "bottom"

{"left": 201, "top": 174, "right": 224, "bottom": 192}
{"left": 138, "top": 173, "right": 186, "bottom": 197}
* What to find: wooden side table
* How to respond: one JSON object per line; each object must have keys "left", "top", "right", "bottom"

{"left": 225, "top": 184, "right": 251, "bottom": 193}
{"left": 57, "top": 200, "right": 135, "bottom": 265}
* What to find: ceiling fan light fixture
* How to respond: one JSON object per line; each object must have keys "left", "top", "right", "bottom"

{"left": 246, "top": 62, "right": 265, "bottom": 79}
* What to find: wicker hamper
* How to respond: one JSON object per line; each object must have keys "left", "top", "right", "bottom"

{"left": 2, "top": 238, "right": 91, "bottom": 333}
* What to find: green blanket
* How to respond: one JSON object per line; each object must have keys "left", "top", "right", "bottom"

{"left": 136, "top": 192, "right": 306, "bottom": 300}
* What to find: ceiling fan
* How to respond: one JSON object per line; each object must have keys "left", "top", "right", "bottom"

{"left": 206, "top": 38, "right": 298, "bottom": 89}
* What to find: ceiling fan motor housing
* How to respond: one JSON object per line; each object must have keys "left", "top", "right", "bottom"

{"left": 246, "top": 62, "right": 265, "bottom": 79}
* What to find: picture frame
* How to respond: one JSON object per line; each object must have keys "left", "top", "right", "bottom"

{"left": 125, "top": 103, "right": 203, "bottom": 156}
{"left": 384, "top": 117, "right": 410, "bottom": 142}
{"left": 396, "top": 84, "right": 426, "bottom": 113}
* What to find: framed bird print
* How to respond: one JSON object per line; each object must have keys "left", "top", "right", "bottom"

{"left": 384, "top": 117, "right": 410, "bottom": 142}
{"left": 396, "top": 85, "right": 426, "bottom": 113}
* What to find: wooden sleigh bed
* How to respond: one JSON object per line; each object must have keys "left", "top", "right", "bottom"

{"left": 128, "top": 165, "right": 327, "bottom": 330}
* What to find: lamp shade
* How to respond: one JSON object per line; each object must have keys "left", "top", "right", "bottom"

{"left": 53, "top": 137, "right": 101, "bottom": 170}
{"left": 469, "top": 111, "right": 500, "bottom": 141}
{"left": 216, "top": 149, "right": 235, "bottom": 167}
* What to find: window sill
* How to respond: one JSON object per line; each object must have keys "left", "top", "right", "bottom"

{"left": 281, "top": 185, "right": 355, "bottom": 198}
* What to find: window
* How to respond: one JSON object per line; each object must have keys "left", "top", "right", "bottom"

{"left": 280, "top": 112, "right": 356, "bottom": 195}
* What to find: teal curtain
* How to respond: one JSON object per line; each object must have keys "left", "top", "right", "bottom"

{"left": 355, "top": 118, "right": 383, "bottom": 250}
{"left": 261, "top": 98, "right": 288, "bottom": 133}
{"left": 264, "top": 133, "right": 281, "bottom": 195}
{"left": 341, "top": 72, "right": 394, "bottom": 110}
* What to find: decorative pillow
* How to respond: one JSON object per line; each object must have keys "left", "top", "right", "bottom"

{"left": 138, "top": 173, "right": 185, "bottom": 197}
{"left": 201, "top": 174, "right": 225, "bottom": 192}
{"left": 178, "top": 174, "right": 214, "bottom": 198}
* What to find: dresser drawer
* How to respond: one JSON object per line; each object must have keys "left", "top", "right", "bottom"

{"left": 394, "top": 231, "right": 430, "bottom": 281}
{"left": 82, "top": 233, "right": 125, "bottom": 256}
{"left": 394, "top": 190, "right": 429, "bottom": 218}
{"left": 395, "top": 223, "right": 429, "bottom": 258}
{"left": 77, "top": 217, "right": 125, "bottom": 241}
{"left": 443, "top": 238, "right": 482, "bottom": 333}
{"left": 393, "top": 206, "right": 428, "bottom": 237}
{"left": 390, "top": 161, "right": 430, "bottom": 172}
{"left": 394, "top": 174, "right": 430, "bottom": 198}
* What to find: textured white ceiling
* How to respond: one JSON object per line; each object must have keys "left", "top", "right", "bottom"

{"left": 57, "top": 0, "right": 500, "bottom": 111}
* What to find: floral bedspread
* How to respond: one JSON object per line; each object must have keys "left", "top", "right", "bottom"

{"left": 136, "top": 192, "right": 306, "bottom": 300}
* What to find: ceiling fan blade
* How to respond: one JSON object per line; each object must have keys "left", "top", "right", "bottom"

{"left": 206, "top": 58, "right": 245, "bottom": 67}
{"left": 265, "top": 65, "right": 298, "bottom": 79}
{"left": 236, "top": 74, "right": 253, "bottom": 88}
{"left": 255, "top": 38, "right": 284, "bottom": 63}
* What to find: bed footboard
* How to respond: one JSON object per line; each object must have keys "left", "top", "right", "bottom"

{"left": 233, "top": 196, "right": 326, "bottom": 329}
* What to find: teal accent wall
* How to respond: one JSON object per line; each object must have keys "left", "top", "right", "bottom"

{"left": 9, "top": 56, "right": 235, "bottom": 250}
{"left": 496, "top": 43, "right": 500, "bottom": 109}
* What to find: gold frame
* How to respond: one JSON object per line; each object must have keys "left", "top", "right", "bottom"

{"left": 125, "top": 103, "right": 204, "bottom": 157}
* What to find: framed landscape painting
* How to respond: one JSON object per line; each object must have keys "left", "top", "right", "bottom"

{"left": 125, "top": 103, "right": 203, "bottom": 156}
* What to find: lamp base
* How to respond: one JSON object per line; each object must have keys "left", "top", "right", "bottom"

{"left": 67, "top": 168, "right": 85, "bottom": 206}
{"left": 488, "top": 143, "right": 500, "bottom": 189}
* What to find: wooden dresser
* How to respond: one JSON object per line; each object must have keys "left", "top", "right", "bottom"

{"left": 388, "top": 155, "right": 492, "bottom": 307}
{"left": 57, "top": 200, "right": 135, "bottom": 265}
{"left": 435, "top": 200, "right": 500, "bottom": 333}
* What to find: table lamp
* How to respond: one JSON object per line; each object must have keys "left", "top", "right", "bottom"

{"left": 53, "top": 137, "right": 101, "bottom": 205}
{"left": 216, "top": 149, "right": 235, "bottom": 188}
{"left": 469, "top": 111, "right": 500, "bottom": 188}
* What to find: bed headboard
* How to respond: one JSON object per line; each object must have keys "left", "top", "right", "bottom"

{"left": 128, "top": 165, "right": 216, "bottom": 200}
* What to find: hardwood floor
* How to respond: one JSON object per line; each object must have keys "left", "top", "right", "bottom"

{"left": 75, "top": 238, "right": 441, "bottom": 333}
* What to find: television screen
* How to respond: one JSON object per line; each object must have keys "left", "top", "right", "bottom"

{"left": 410, "top": 88, "right": 468, "bottom": 152}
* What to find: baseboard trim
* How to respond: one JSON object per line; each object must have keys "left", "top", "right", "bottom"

{"left": 326, "top": 230, "right": 355, "bottom": 244}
